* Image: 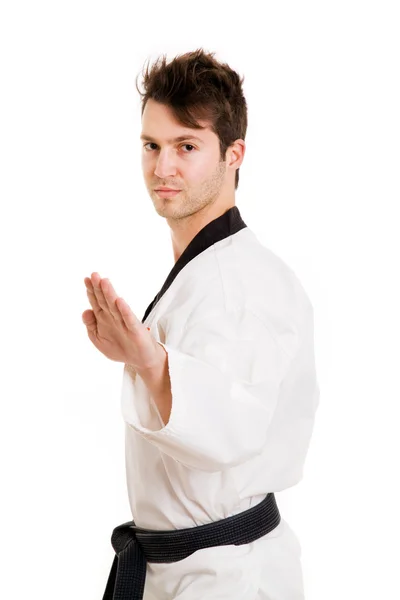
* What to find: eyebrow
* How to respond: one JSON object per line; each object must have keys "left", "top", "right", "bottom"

{"left": 140, "top": 133, "right": 204, "bottom": 144}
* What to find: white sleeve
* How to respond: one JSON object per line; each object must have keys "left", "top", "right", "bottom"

{"left": 120, "top": 307, "right": 297, "bottom": 472}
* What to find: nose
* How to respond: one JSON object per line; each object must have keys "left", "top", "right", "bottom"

{"left": 153, "top": 148, "right": 178, "bottom": 179}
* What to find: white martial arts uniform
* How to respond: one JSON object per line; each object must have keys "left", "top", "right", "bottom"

{"left": 120, "top": 206, "right": 320, "bottom": 599}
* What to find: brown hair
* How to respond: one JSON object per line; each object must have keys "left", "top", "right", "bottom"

{"left": 135, "top": 48, "right": 248, "bottom": 190}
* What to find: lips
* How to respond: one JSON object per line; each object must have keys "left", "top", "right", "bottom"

{"left": 155, "top": 188, "right": 181, "bottom": 198}
{"left": 155, "top": 188, "right": 181, "bottom": 191}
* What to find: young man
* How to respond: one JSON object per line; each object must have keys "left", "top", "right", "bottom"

{"left": 82, "top": 48, "right": 320, "bottom": 599}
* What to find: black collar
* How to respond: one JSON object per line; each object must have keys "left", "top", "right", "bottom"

{"left": 142, "top": 205, "right": 247, "bottom": 322}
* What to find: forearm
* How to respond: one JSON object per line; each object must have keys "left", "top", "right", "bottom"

{"left": 132, "top": 343, "right": 172, "bottom": 426}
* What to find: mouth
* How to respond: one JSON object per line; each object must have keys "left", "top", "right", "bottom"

{"left": 155, "top": 189, "right": 182, "bottom": 197}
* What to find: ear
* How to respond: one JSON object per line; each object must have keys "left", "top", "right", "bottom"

{"left": 227, "top": 139, "right": 246, "bottom": 170}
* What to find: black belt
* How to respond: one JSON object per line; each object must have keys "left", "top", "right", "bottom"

{"left": 102, "top": 492, "right": 280, "bottom": 599}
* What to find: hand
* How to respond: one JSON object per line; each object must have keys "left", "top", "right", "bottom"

{"left": 82, "top": 272, "right": 161, "bottom": 371}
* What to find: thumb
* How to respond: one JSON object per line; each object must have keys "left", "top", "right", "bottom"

{"left": 82, "top": 309, "right": 97, "bottom": 334}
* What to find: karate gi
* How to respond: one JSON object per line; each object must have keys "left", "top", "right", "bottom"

{"left": 119, "top": 205, "right": 320, "bottom": 599}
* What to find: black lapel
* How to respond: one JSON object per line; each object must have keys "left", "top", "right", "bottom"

{"left": 141, "top": 205, "right": 247, "bottom": 322}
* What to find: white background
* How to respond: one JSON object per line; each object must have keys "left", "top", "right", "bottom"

{"left": 1, "top": 1, "right": 399, "bottom": 598}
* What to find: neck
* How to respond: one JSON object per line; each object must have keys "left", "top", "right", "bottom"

{"left": 169, "top": 200, "right": 235, "bottom": 264}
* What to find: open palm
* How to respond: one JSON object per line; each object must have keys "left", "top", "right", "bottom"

{"left": 82, "top": 272, "right": 160, "bottom": 370}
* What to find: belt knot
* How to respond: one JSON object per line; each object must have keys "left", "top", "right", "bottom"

{"left": 111, "top": 521, "right": 137, "bottom": 555}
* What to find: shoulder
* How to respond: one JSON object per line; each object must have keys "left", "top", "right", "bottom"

{"left": 215, "top": 228, "right": 313, "bottom": 322}
{"left": 171, "top": 228, "right": 312, "bottom": 358}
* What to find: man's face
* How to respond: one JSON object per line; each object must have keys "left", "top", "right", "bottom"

{"left": 140, "top": 99, "right": 229, "bottom": 220}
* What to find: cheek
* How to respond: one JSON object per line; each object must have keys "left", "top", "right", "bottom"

{"left": 142, "top": 157, "right": 154, "bottom": 179}
{"left": 184, "top": 157, "right": 212, "bottom": 181}
{"left": 141, "top": 154, "right": 210, "bottom": 184}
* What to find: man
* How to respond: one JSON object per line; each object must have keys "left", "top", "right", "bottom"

{"left": 82, "top": 49, "right": 319, "bottom": 599}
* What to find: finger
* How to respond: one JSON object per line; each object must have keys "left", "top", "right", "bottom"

{"left": 90, "top": 272, "right": 109, "bottom": 313}
{"left": 101, "top": 278, "right": 124, "bottom": 324}
{"left": 115, "top": 297, "right": 142, "bottom": 333}
{"left": 82, "top": 309, "right": 102, "bottom": 350}
{"left": 82, "top": 309, "right": 97, "bottom": 335}
{"left": 84, "top": 277, "right": 102, "bottom": 315}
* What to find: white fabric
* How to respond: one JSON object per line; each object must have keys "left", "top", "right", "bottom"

{"left": 120, "top": 226, "right": 320, "bottom": 599}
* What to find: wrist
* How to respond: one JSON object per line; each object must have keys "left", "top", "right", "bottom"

{"left": 136, "top": 342, "right": 166, "bottom": 376}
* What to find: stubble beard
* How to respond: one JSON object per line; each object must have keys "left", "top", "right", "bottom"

{"left": 152, "top": 159, "right": 227, "bottom": 221}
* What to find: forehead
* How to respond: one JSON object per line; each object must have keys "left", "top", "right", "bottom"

{"left": 141, "top": 99, "right": 212, "bottom": 143}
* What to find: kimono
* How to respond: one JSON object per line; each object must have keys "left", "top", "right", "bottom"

{"left": 120, "top": 205, "right": 320, "bottom": 599}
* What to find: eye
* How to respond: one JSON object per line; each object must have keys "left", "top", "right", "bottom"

{"left": 142, "top": 143, "right": 196, "bottom": 153}
{"left": 143, "top": 142, "right": 158, "bottom": 151}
